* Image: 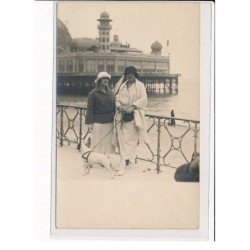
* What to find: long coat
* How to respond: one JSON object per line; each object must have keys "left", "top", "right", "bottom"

{"left": 112, "top": 79, "right": 149, "bottom": 155}
{"left": 85, "top": 85, "right": 115, "bottom": 124}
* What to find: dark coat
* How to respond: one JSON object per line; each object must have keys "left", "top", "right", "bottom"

{"left": 174, "top": 155, "right": 200, "bottom": 182}
{"left": 174, "top": 164, "right": 199, "bottom": 182}
{"left": 85, "top": 85, "right": 115, "bottom": 124}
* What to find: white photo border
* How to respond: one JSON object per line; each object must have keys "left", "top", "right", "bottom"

{"left": 49, "top": 0, "right": 215, "bottom": 240}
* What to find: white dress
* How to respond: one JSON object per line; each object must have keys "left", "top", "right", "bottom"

{"left": 91, "top": 122, "right": 114, "bottom": 154}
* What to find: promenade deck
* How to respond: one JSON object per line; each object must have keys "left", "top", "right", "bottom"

{"left": 56, "top": 145, "right": 199, "bottom": 229}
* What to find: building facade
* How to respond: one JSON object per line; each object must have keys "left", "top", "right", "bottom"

{"left": 57, "top": 12, "right": 180, "bottom": 95}
{"left": 57, "top": 52, "right": 170, "bottom": 76}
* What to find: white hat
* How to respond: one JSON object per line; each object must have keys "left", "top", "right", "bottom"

{"left": 95, "top": 72, "right": 111, "bottom": 84}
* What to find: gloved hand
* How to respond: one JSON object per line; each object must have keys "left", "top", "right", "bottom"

{"left": 117, "top": 106, "right": 127, "bottom": 112}
{"left": 124, "top": 105, "right": 136, "bottom": 113}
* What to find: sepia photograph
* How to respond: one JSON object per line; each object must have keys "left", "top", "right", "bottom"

{"left": 52, "top": 0, "right": 210, "bottom": 235}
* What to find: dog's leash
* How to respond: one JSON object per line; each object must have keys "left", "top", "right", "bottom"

{"left": 82, "top": 118, "right": 122, "bottom": 161}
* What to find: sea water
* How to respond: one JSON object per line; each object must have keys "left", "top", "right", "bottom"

{"left": 57, "top": 78, "right": 199, "bottom": 121}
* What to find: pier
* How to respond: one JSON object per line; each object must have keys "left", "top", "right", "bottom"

{"left": 56, "top": 74, "right": 180, "bottom": 95}
{"left": 56, "top": 12, "right": 181, "bottom": 96}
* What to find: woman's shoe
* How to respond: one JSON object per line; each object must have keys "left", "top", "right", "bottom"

{"left": 118, "top": 162, "right": 125, "bottom": 176}
{"left": 125, "top": 159, "right": 131, "bottom": 166}
{"left": 110, "top": 171, "right": 116, "bottom": 179}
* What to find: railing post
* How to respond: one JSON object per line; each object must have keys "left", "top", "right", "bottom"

{"left": 156, "top": 117, "right": 161, "bottom": 173}
{"left": 77, "top": 108, "right": 83, "bottom": 150}
{"left": 60, "top": 106, "right": 64, "bottom": 147}
{"left": 175, "top": 77, "right": 179, "bottom": 94}
{"left": 169, "top": 78, "right": 173, "bottom": 95}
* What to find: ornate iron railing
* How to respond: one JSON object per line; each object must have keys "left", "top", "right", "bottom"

{"left": 56, "top": 104, "right": 200, "bottom": 173}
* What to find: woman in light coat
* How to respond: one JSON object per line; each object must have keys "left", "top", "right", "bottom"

{"left": 114, "top": 66, "right": 149, "bottom": 175}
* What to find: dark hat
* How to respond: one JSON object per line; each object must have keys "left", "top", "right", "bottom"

{"left": 124, "top": 66, "right": 139, "bottom": 78}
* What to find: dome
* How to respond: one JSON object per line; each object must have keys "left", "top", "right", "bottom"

{"left": 57, "top": 18, "right": 72, "bottom": 52}
{"left": 110, "top": 34, "right": 121, "bottom": 47}
{"left": 71, "top": 38, "right": 98, "bottom": 50}
{"left": 151, "top": 40, "right": 162, "bottom": 51}
{"left": 100, "top": 11, "right": 109, "bottom": 19}
{"left": 110, "top": 41, "right": 122, "bottom": 47}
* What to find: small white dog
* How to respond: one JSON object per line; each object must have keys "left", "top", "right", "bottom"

{"left": 81, "top": 143, "right": 121, "bottom": 179}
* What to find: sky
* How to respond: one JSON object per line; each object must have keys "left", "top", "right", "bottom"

{"left": 57, "top": 1, "right": 200, "bottom": 82}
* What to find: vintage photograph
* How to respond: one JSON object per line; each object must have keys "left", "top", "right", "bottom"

{"left": 54, "top": 1, "right": 201, "bottom": 230}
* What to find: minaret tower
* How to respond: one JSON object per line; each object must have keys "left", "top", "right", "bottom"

{"left": 97, "top": 12, "right": 112, "bottom": 52}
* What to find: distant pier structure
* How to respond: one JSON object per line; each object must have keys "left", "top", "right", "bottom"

{"left": 57, "top": 12, "right": 180, "bottom": 95}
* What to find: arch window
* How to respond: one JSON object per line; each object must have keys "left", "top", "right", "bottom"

{"left": 86, "top": 60, "right": 95, "bottom": 73}
{"left": 66, "top": 59, "right": 73, "bottom": 72}
{"left": 107, "top": 60, "right": 115, "bottom": 73}
{"left": 118, "top": 60, "right": 126, "bottom": 73}
{"left": 143, "top": 61, "right": 155, "bottom": 74}
{"left": 156, "top": 62, "right": 168, "bottom": 73}
{"left": 127, "top": 61, "right": 141, "bottom": 73}
{"left": 77, "top": 59, "right": 84, "bottom": 72}
{"left": 98, "top": 60, "right": 104, "bottom": 72}
{"left": 58, "top": 60, "right": 65, "bottom": 72}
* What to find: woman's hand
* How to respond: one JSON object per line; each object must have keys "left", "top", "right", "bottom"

{"left": 117, "top": 105, "right": 136, "bottom": 113}
{"left": 88, "top": 124, "right": 93, "bottom": 132}
{"left": 118, "top": 106, "right": 127, "bottom": 112}
{"left": 125, "top": 105, "right": 136, "bottom": 113}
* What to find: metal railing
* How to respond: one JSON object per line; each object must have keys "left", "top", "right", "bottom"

{"left": 56, "top": 104, "right": 200, "bottom": 173}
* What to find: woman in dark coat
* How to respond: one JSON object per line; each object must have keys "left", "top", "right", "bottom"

{"left": 85, "top": 72, "right": 115, "bottom": 153}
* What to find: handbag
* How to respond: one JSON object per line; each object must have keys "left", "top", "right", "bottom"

{"left": 122, "top": 111, "right": 134, "bottom": 122}
{"left": 116, "top": 80, "right": 135, "bottom": 122}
